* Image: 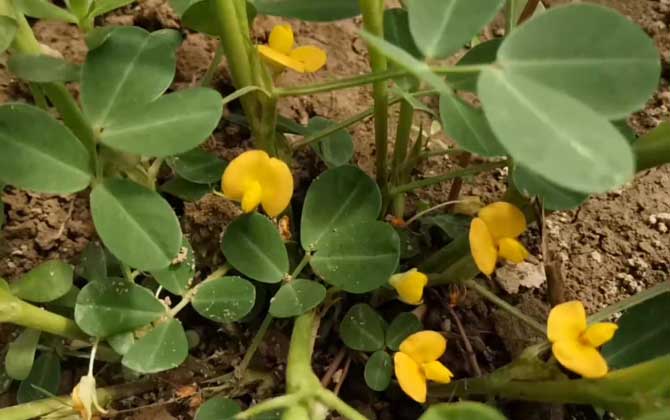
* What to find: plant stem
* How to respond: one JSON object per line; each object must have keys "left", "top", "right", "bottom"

{"left": 389, "top": 160, "right": 507, "bottom": 195}
{"left": 168, "top": 265, "right": 230, "bottom": 317}
{"left": 200, "top": 41, "right": 224, "bottom": 87}
{"left": 273, "top": 65, "right": 485, "bottom": 97}
{"left": 466, "top": 279, "right": 546, "bottom": 335}
{"left": 291, "top": 253, "right": 312, "bottom": 278}
{"left": 391, "top": 99, "right": 415, "bottom": 218}
{"left": 236, "top": 312, "right": 274, "bottom": 377}
{"left": 317, "top": 389, "right": 369, "bottom": 420}
{"left": 359, "top": 0, "right": 390, "bottom": 190}
{"left": 236, "top": 392, "right": 307, "bottom": 419}
{"left": 0, "top": 289, "right": 88, "bottom": 341}
{"left": 258, "top": 94, "right": 279, "bottom": 155}
{"left": 28, "top": 83, "right": 48, "bottom": 110}
{"left": 588, "top": 281, "right": 670, "bottom": 323}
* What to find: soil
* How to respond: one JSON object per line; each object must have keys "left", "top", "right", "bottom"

{"left": 0, "top": 0, "right": 669, "bottom": 419}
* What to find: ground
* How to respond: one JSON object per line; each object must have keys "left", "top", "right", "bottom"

{"left": 0, "top": 0, "right": 668, "bottom": 419}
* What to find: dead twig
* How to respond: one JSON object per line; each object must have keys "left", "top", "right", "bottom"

{"left": 321, "top": 347, "right": 347, "bottom": 388}
{"left": 446, "top": 303, "right": 482, "bottom": 377}
{"left": 332, "top": 355, "right": 352, "bottom": 396}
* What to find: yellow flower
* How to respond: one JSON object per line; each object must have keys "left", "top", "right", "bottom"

{"left": 257, "top": 24, "right": 327, "bottom": 73}
{"left": 394, "top": 331, "right": 453, "bottom": 403}
{"left": 469, "top": 201, "right": 530, "bottom": 276}
{"left": 547, "top": 301, "right": 618, "bottom": 379}
{"left": 389, "top": 268, "right": 428, "bottom": 305}
{"left": 221, "top": 150, "right": 293, "bottom": 217}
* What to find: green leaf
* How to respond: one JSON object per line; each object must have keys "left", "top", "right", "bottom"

{"left": 107, "top": 332, "right": 135, "bottom": 356}
{"left": 419, "top": 214, "right": 470, "bottom": 241}
{"left": 359, "top": 31, "right": 450, "bottom": 96}
{"left": 479, "top": 68, "right": 634, "bottom": 194}
{"left": 179, "top": 0, "right": 256, "bottom": 35}
{"left": 384, "top": 8, "right": 422, "bottom": 60}
{"left": 150, "top": 238, "right": 195, "bottom": 296}
{"left": 0, "top": 104, "right": 92, "bottom": 194}
{"left": 306, "top": 117, "right": 354, "bottom": 168}
{"left": 99, "top": 88, "right": 222, "bottom": 158}
{"left": 340, "top": 303, "right": 385, "bottom": 352}
{"left": 0, "top": 16, "right": 17, "bottom": 54}
{"left": 192, "top": 276, "right": 256, "bottom": 323}
{"left": 311, "top": 221, "right": 400, "bottom": 293}
{"left": 251, "top": 0, "right": 358, "bottom": 21}
{"left": 17, "top": 352, "right": 60, "bottom": 403}
{"left": 497, "top": 3, "right": 660, "bottom": 119}
{"left": 90, "top": 0, "right": 136, "bottom": 17}
{"left": 81, "top": 26, "right": 182, "bottom": 127}
{"left": 221, "top": 213, "right": 288, "bottom": 284}
{"left": 269, "top": 279, "right": 326, "bottom": 318}
{"left": 512, "top": 165, "right": 588, "bottom": 211}
{"left": 614, "top": 120, "right": 637, "bottom": 144}
{"left": 300, "top": 165, "right": 381, "bottom": 251}
{"left": 364, "top": 351, "right": 392, "bottom": 391}
{"left": 76, "top": 242, "right": 107, "bottom": 283}
{"left": 634, "top": 122, "right": 670, "bottom": 172}
{"left": 385, "top": 312, "right": 422, "bottom": 351}
{"left": 169, "top": 0, "right": 197, "bottom": 15}
{"left": 603, "top": 293, "right": 670, "bottom": 369}
{"left": 167, "top": 148, "right": 227, "bottom": 185}
{"left": 160, "top": 177, "right": 212, "bottom": 202}
{"left": 8, "top": 54, "right": 80, "bottom": 83}
{"left": 406, "top": 0, "right": 504, "bottom": 59}
{"left": 449, "top": 38, "right": 502, "bottom": 92}
{"left": 75, "top": 279, "right": 166, "bottom": 337}
{"left": 634, "top": 409, "right": 670, "bottom": 420}
{"left": 419, "top": 402, "right": 508, "bottom": 420}
{"left": 85, "top": 26, "right": 115, "bottom": 50}
{"left": 439, "top": 93, "right": 505, "bottom": 157}
{"left": 10, "top": 260, "right": 73, "bottom": 303}
{"left": 122, "top": 319, "right": 188, "bottom": 373}
{"left": 195, "top": 397, "right": 241, "bottom": 420}
{"left": 5, "top": 329, "right": 41, "bottom": 380}
{"left": 15, "top": 0, "right": 77, "bottom": 22}
{"left": 90, "top": 178, "right": 182, "bottom": 271}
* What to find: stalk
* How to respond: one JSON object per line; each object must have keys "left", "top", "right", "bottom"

{"left": 389, "top": 161, "right": 507, "bottom": 195}
{"left": 390, "top": 99, "right": 415, "bottom": 218}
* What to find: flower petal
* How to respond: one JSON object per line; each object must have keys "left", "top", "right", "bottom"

{"left": 422, "top": 361, "right": 453, "bottom": 384}
{"left": 478, "top": 202, "right": 527, "bottom": 240}
{"left": 257, "top": 45, "right": 305, "bottom": 72}
{"left": 581, "top": 323, "right": 618, "bottom": 348}
{"left": 259, "top": 157, "right": 294, "bottom": 217}
{"left": 268, "top": 24, "right": 294, "bottom": 55}
{"left": 290, "top": 46, "right": 327, "bottom": 72}
{"left": 399, "top": 331, "right": 446, "bottom": 364}
{"left": 469, "top": 217, "right": 497, "bottom": 276}
{"left": 394, "top": 352, "right": 427, "bottom": 403}
{"left": 552, "top": 340, "right": 609, "bottom": 378}
{"left": 241, "top": 180, "right": 262, "bottom": 213}
{"left": 222, "top": 150, "right": 270, "bottom": 200}
{"left": 389, "top": 268, "right": 428, "bottom": 305}
{"left": 497, "top": 238, "right": 529, "bottom": 263}
{"left": 547, "top": 301, "right": 587, "bottom": 343}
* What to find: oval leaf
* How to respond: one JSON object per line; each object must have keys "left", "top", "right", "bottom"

{"left": 307, "top": 117, "right": 354, "bottom": 168}
{"left": 384, "top": 8, "right": 422, "bottom": 60}
{"left": 75, "top": 279, "right": 166, "bottom": 337}
{"left": 76, "top": 242, "right": 108, "bottom": 283}
{"left": 107, "top": 332, "right": 135, "bottom": 356}
{"left": 9, "top": 54, "right": 80, "bottom": 82}
{"left": 15, "top": 0, "right": 77, "bottom": 22}
{"left": 122, "top": 319, "right": 188, "bottom": 373}
{"left": 364, "top": 351, "right": 392, "bottom": 392}
{"left": 5, "top": 329, "right": 41, "bottom": 380}
{"left": 17, "top": 352, "right": 60, "bottom": 403}
{"left": 192, "top": 276, "right": 256, "bottom": 323}
{"left": 497, "top": 4, "right": 660, "bottom": 119}
{"left": 311, "top": 221, "right": 400, "bottom": 293}
{"left": 99, "top": 88, "right": 223, "bottom": 158}
{"left": 252, "top": 0, "right": 359, "bottom": 21}
{"left": 269, "top": 279, "right": 326, "bottom": 318}
{"left": 10, "top": 260, "right": 73, "bottom": 303}
{"left": 386, "top": 312, "right": 422, "bottom": 351}
{"left": 439, "top": 93, "right": 505, "bottom": 157}
{"left": 406, "top": 0, "right": 504, "bottom": 59}
{"left": 160, "top": 177, "right": 212, "bottom": 202}
{"left": 150, "top": 238, "right": 195, "bottom": 296}
{"left": 0, "top": 104, "right": 91, "bottom": 194}
{"left": 301, "top": 165, "right": 381, "bottom": 251}
{"left": 479, "top": 68, "right": 634, "bottom": 193}
{"left": 512, "top": 165, "right": 588, "bottom": 211}
{"left": 195, "top": 397, "right": 241, "bottom": 420}
{"left": 340, "top": 303, "right": 385, "bottom": 352}
{"left": 603, "top": 293, "right": 670, "bottom": 369}
{"left": 167, "top": 148, "right": 227, "bottom": 184}
{"left": 449, "top": 38, "right": 502, "bottom": 92}
{"left": 91, "top": 178, "right": 182, "bottom": 271}
{"left": 0, "top": 16, "right": 17, "bottom": 54}
{"left": 81, "top": 27, "right": 182, "bottom": 127}
{"left": 419, "top": 402, "right": 508, "bottom": 420}
{"left": 221, "top": 213, "right": 288, "bottom": 284}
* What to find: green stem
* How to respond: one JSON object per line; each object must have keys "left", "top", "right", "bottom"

{"left": 236, "top": 312, "right": 274, "bottom": 377}
{"left": 291, "top": 253, "right": 312, "bottom": 278}
{"left": 589, "top": 281, "right": 670, "bottom": 323}
{"left": 389, "top": 160, "right": 506, "bottom": 195}
{"left": 634, "top": 123, "right": 670, "bottom": 171}
{"left": 359, "top": 0, "right": 390, "bottom": 190}
{"left": 169, "top": 265, "right": 230, "bottom": 317}
{"left": 273, "top": 65, "right": 484, "bottom": 97}
{"left": 466, "top": 279, "right": 546, "bottom": 335}
{"left": 391, "top": 99, "right": 415, "bottom": 218}
{"left": 28, "top": 83, "right": 48, "bottom": 110}
{"left": 258, "top": 94, "right": 279, "bottom": 156}
{"left": 0, "top": 289, "right": 87, "bottom": 341}
{"left": 285, "top": 312, "right": 321, "bottom": 393}
{"left": 236, "top": 392, "right": 307, "bottom": 419}
{"left": 316, "top": 389, "right": 369, "bottom": 420}
{"left": 200, "top": 41, "right": 224, "bottom": 87}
